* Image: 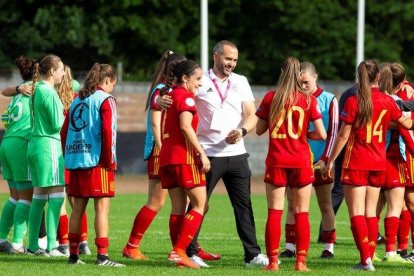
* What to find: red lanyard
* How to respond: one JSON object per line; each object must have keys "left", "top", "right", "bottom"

{"left": 209, "top": 69, "right": 231, "bottom": 104}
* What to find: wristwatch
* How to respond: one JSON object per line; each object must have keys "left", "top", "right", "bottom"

{"left": 241, "top": 127, "right": 247, "bottom": 137}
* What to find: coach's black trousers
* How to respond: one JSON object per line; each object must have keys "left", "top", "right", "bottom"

{"left": 186, "top": 153, "right": 261, "bottom": 262}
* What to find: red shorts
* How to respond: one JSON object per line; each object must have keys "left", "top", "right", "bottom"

{"left": 264, "top": 167, "right": 314, "bottom": 187}
{"left": 313, "top": 167, "right": 333, "bottom": 186}
{"left": 160, "top": 164, "right": 206, "bottom": 189}
{"left": 67, "top": 167, "right": 115, "bottom": 198}
{"left": 341, "top": 168, "right": 385, "bottom": 187}
{"left": 147, "top": 154, "right": 160, "bottom": 179}
{"left": 383, "top": 159, "right": 409, "bottom": 190}
{"left": 64, "top": 169, "right": 70, "bottom": 185}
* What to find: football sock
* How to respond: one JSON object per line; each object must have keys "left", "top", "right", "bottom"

{"left": 57, "top": 214, "right": 69, "bottom": 245}
{"left": 69, "top": 232, "right": 80, "bottom": 255}
{"left": 46, "top": 193, "right": 65, "bottom": 251}
{"left": 397, "top": 210, "right": 410, "bottom": 251}
{"left": 127, "top": 205, "right": 157, "bottom": 247}
{"left": 265, "top": 209, "right": 283, "bottom": 257}
{"left": 13, "top": 199, "right": 31, "bottom": 244}
{"left": 169, "top": 214, "right": 184, "bottom": 246}
{"left": 295, "top": 212, "right": 310, "bottom": 263}
{"left": 28, "top": 195, "right": 47, "bottom": 251}
{"left": 322, "top": 229, "right": 336, "bottom": 253}
{"left": 285, "top": 223, "right": 296, "bottom": 245}
{"left": 366, "top": 216, "right": 378, "bottom": 259}
{"left": 80, "top": 212, "right": 88, "bottom": 242}
{"left": 95, "top": 237, "right": 109, "bottom": 255}
{"left": 173, "top": 210, "right": 203, "bottom": 252}
{"left": 350, "top": 215, "right": 371, "bottom": 265}
{"left": 0, "top": 197, "right": 17, "bottom": 240}
{"left": 384, "top": 216, "right": 399, "bottom": 253}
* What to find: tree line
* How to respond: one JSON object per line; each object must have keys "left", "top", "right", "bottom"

{"left": 1, "top": 0, "right": 413, "bottom": 84}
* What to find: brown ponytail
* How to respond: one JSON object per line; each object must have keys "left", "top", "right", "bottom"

{"left": 79, "top": 63, "right": 117, "bottom": 100}
{"left": 355, "top": 60, "right": 378, "bottom": 128}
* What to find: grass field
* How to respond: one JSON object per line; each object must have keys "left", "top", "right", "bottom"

{"left": 0, "top": 192, "right": 413, "bottom": 275}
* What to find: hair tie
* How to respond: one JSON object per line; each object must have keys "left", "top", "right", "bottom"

{"left": 168, "top": 50, "right": 173, "bottom": 55}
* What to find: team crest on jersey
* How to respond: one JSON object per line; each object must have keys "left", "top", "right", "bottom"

{"left": 185, "top": 98, "right": 195, "bottom": 107}
{"left": 70, "top": 102, "right": 89, "bottom": 132}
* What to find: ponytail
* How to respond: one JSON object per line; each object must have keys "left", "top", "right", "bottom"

{"left": 355, "top": 60, "right": 378, "bottom": 128}
{"left": 79, "top": 63, "right": 117, "bottom": 100}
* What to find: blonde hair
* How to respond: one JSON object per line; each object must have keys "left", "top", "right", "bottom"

{"left": 57, "top": 65, "right": 74, "bottom": 111}
{"left": 269, "top": 56, "right": 308, "bottom": 123}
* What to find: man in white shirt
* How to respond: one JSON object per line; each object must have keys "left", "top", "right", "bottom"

{"left": 186, "top": 40, "right": 268, "bottom": 267}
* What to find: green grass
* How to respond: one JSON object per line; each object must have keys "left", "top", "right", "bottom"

{"left": 0, "top": 192, "right": 412, "bottom": 275}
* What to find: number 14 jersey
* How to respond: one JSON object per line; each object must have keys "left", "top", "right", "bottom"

{"left": 256, "top": 90, "right": 322, "bottom": 168}
{"left": 341, "top": 88, "right": 402, "bottom": 170}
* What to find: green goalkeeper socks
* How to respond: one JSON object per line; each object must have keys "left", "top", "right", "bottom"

{"left": 0, "top": 198, "right": 17, "bottom": 240}
{"left": 13, "top": 200, "right": 31, "bottom": 244}
{"left": 47, "top": 193, "right": 64, "bottom": 251}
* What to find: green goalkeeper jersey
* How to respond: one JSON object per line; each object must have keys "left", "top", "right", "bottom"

{"left": 31, "top": 81, "right": 64, "bottom": 140}
{"left": 3, "top": 92, "right": 32, "bottom": 140}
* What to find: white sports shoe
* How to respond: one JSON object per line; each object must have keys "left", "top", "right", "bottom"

{"left": 48, "top": 248, "right": 68, "bottom": 257}
{"left": 38, "top": 237, "right": 47, "bottom": 250}
{"left": 190, "top": 255, "right": 210, "bottom": 268}
{"left": 245, "top": 253, "right": 269, "bottom": 267}
{"left": 11, "top": 244, "right": 26, "bottom": 254}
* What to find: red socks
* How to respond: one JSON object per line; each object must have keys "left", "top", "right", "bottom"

{"left": 80, "top": 212, "right": 88, "bottom": 242}
{"left": 285, "top": 223, "right": 296, "bottom": 244}
{"left": 169, "top": 214, "right": 184, "bottom": 246}
{"left": 366, "top": 216, "right": 378, "bottom": 259}
{"left": 173, "top": 210, "right": 203, "bottom": 252}
{"left": 385, "top": 216, "right": 399, "bottom": 252}
{"left": 127, "top": 206, "right": 158, "bottom": 247}
{"left": 398, "top": 210, "right": 411, "bottom": 250}
{"left": 57, "top": 214, "right": 69, "bottom": 245}
{"left": 95, "top": 237, "right": 109, "bottom": 255}
{"left": 350, "top": 216, "right": 371, "bottom": 265}
{"left": 295, "top": 212, "right": 310, "bottom": 263}
{"left": 69, "top": 233, "right": 80, "bottom": 255}
{"left": 265, "top": 209, "right": 283, "bottom": 257}
{"left": 321, "top": 229, "right": 336, "bottom": 243}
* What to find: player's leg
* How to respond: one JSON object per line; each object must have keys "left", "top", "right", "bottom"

{"left": 315, "top": 183, "right": 336, "bottom": 258}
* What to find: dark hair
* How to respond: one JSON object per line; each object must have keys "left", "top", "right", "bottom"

{"left": 15, "top": 56, "right": 35, "bottom": 81}
{"left": 79, "top": 63, "right": 117, "bottom": 100}
{"left": 379, "top": 63, "right": 406, "bottom": 95}
{"left": 160, "top": 60, "right": 201, "bottom": 96}
{"left": 146, "top": 50, "right": 186, "bottom": 110}
{"left": 356, "top": 59, "right": 379, "bottom": 128}
{"left": 213, "top": 40, "right": 237, "bottom": 54}
{"left": 31, "top": 54, "right": 62, "bottom": 114}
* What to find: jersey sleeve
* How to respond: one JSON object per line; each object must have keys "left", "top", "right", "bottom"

{"left": 309, "top": 95, "right": 323, "bottom": 121}
{"left": 176, "top": 95, "right": 197, "bottom": 114}
{"left": 239, "top": 76, "right": 255, "bottom": 102}
{"left": 60, "top": 114, "right": 70, "bottom": 155}
{"left": 389, "top": 99, "right": 403, "bottom": 121}
{"left": 255, "top": 91, "right": 274, "bottom": 120}
{"left": 340, "top": 96, "right": 357, "bottom": 125}
{"left": 43, "top": 91, "right": 64, "bottom": 133}
{"left": 150, "top": 89, "right": 162, "bottom": 111}
{"left": 99, "top": 97, "right": 117, "bottom": 170}
{"left": 320, "top": 97, "right": 339, "bottom": 162}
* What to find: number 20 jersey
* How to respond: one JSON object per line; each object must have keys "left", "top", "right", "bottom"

{"left": 256, "top": 90, "right": 322, "bottom": 168}
{"left": 340, "top": 88, "right": 402, "bottom": 170}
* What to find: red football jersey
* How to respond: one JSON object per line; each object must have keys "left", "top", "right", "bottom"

{"left": 341, "top": 88, "right": 402, "bottom": 170}
{"left": 159, "top": 85, "right": 198, "bottom": 166}
{"left": 256, "top": 90, "right": 322, "bottom": 168}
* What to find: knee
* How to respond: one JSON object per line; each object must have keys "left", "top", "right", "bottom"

{"left": 146, "top": 200, "right": 165, "bottom": 213}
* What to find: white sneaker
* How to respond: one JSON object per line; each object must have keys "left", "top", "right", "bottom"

{"left": 48, "top": 248, "right": 68, "bottom": 257}
{"left": 11, "top": 243, "right": 26, "bottom": 254}
{"left": 190, "top": 255, "right": 210, "bottom": 268}
{"left": 38, "top": 237, "right": 47, "bottom": 250}
{"left": 245, "top": 253, "right": 269, "bottom": 267}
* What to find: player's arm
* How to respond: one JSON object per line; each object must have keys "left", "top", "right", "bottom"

{"left": 326, "top": 123, "right": 352, "bottom": 177}
{"left": 319, "top": 98, "right": 339, "bottom": 162}
{"left": 308, "top": 118, "right": 327, "bottom": 140}
{"left": 180, "top": 111, "right": 210, "bottom": 172}
{"left": 60, "top": 114, "right": 70, "bottom": 155}
{"left": 397, "top": 115, "right": 414, "bottom": 130}
{"left": 225, "top": 101, "right": 257, "bottom": 144}
{"left": 256, "top": 118, "right": 268, "bottom": 136}
{"left": 151, "top": 110, "right": 162, "bottom": 148}
{"left": 395, "top": 99, "right": 414, "bottom": 112}
{"left": 44, "top": 92, "right": 64, "bottom": 132}
{"left": 100, "top": 97, "right": 117, "bottom": 170}
{"left": 1, "top": 84, "right": 32, "bottom": 97}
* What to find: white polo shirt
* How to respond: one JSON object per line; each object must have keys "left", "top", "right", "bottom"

{"left": 196, "top": 69, "right": 255, "bottom": 157}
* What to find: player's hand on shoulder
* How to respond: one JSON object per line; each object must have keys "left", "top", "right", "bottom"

{"left": 156, "top": 95, "right": 173, "bottom": 110}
